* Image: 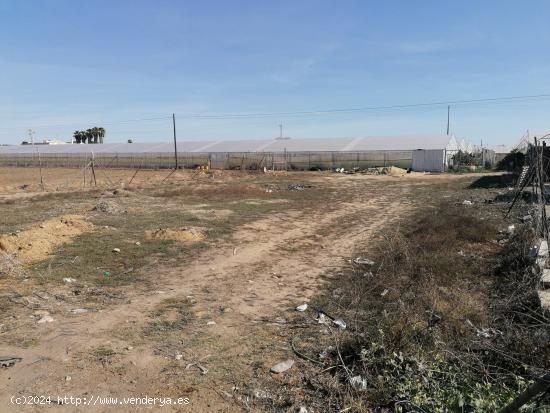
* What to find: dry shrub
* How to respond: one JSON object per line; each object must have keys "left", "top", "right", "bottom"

{"left": 305, "top": 202, "right": 547, "bottom": 411}
{"left": 154, "top": 183, "right": 267, "bottom": 200}
{"left": 0, "top": 251, "right": 24, "bottom": 277}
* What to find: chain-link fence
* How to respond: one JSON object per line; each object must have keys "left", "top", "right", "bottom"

{"left": 0, "top": 150, "right": 413, "bottom": 171}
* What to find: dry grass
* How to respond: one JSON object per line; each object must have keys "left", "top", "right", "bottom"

{"left": 260, "top": 200, "right": 549, "bottom": 412}
{"left": 0, "top": 251, "right": 24, "bottom": 277}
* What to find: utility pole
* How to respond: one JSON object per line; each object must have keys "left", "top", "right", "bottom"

{"left": 279, "top": 123, "right": 283, "bottom": 139}
{"left": 446, "top": 105, "right": 450, "bottom": 135}
{"left": 28, "top": 129, "right": 35, "bottom": 146}
{"left": 172, "top": 113, "right": 178, "bottom": 169}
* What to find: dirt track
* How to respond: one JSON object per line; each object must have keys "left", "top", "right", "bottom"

{"left": 0, "top": 169, "right": 471, "bottom": 412}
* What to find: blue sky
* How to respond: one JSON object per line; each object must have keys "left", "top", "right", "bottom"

{"left": 1, "top": 0, "right": 550, "bottom": 145}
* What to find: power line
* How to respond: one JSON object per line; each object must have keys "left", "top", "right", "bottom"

{"left": 0, "top": 116, "right": 172, "bottom": 131}
{"left": 2, "top": 92, "right": 550, "bottom": 131}
{"left": 177, "top": 93, "right": 550, "bottom": 119}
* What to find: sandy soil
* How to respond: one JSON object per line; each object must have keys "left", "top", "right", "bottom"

{"left": 0, "top": 168, "right": 473, "bottom": 412}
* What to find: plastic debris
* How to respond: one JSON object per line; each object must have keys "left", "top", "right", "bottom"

{"left": 295, "top": 303, "right": 308, "bottom": 312}
{"left": 353, "top": 257, "right": 375, "bottom": 266}
{"left": 316, "top": 313, "right": 328, "bottom": 324}
{"left": 0, "top": 356, "right": 22, "bottom": 368}
{"left": 349, "top": 375, "right": 368, "bottom": 390}
{"left": 70, "top": 308, "right": 88, "bottom": 315}
{"left": 206, "top": 321, "right": 216, "bottom": 326}
{"left": 175, "top": 354, "right": 183, "bottom": 360}
{"left": 332, "top": 319, "right": 347, "bottom": 330}
{"left": 270, "top": 359, "right": 294, "bottom": 374}
{"left": 112, "top": 248, "right": 121, "bottom": 253}
{"left": 462, "top": 200, "right": 473, "bottom": 206}
{"left": 63, "top": 277, "right": 77, "bottom": 283}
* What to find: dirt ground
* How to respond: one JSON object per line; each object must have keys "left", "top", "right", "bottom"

{"left": 0, "top": 167, "right": 479, "bottom": 412}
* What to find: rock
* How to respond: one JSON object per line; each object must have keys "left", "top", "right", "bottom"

{"left": 175, "top": 354, "right": 183, "bottom": 360}
{"left": 253, "top": 389, "right": 271, "bottom": 399}
{"left": 135, "top": 241, "right": 141, "bottom": 246}
{"left": 65, "top": 375, "right": 71, "bottom": 382}
{"left": 70, "top": 308, "right": 88, "bottom": 315}
{"left": 298, "top": 407, "right": 308, "bottom": 413}
{"left": 112, "top": 248, "right": 121, "bottom": 253}
{"left": 462, "top": 200, "right": 473, "bottom": 205}
{"left": 63, "top": 277, "right": 77, "bottom": 283}
{"left": 206, "top": 321, "right": 216, "bottom": 326}
{"left": 126, "top": 346, "right": 133, "bottom": 351}
{"left": 332, "top": 319, "right": 347, "bottom": 330}
{"left": 295, "top": 303, "right": 308, "bottom": 312}
{"left": 270, "top": 359, "right": 294, "bottom": 374}
{"left": 507, "top": 224, "right": 515, "bottom": 234}
{"left": 37, "top": 315, "right": 54, "bottom": 324}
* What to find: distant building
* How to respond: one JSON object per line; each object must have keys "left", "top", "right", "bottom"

{"left": 489, "top": 144, "right": 513, "bottom": 163}
{"left": 21, "top": 139, "right": 69, "bottom": 145}
{"left": 7, "top": 134, "right": 486, "bottom": 172}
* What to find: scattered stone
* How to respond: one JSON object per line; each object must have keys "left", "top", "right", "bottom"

{"left": 37, "top": 315, "right": 54, "bottom": 324}
{"left": 353, "top": 257, "right": 375, "bottom": 266}
{"left": 332, "top": 319, "right": 347, "bottom": 330}
{"left": 206, "top": 321, "right": 216, "bottom": 326}
{"left": 270, "top": 359, "right": 294, "bottom": 374}
{"left": 462, "top": 200, "right": 473, "bottom": 205}
{"left": 287, "top": 184, "right": 313, "bottom": 191}
{"left": 92, "top": 200, "right": 126, "bottom": 214}
{"left": 297, "top": 407, "right": 308, "bottom": 413}
{"left": 253, "top": 389, "right": 271, "bottom": 399}
{"left": 175, "top": 354, "right": 183, "bottom": 360}
{"left": 65, "top": 375, "right": 71, "bottom": 382}
{"left": 70, "top": 308, "right": 88, "bottom": 315}
{"left": 126, "top": 346, "right": 133, "bottom": 351}
{"left": 112, "top": 248, "right": 121, "bottom": 253}
{"left": 507, "top": 224, "right": 516, "bottom": 235}
{"left": 63, "top": 277, "right": 77, "bottom": 283}
{"left": 135, "top": 241, "right": 141, "bottom": 246}
{"left": 295, "top": 303, "right": 308, "bottom": 312}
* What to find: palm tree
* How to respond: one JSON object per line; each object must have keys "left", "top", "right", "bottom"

{"left": 98, "top": 127, "right": 105, "bottom": 144}
{"left": 73, "top": 130, "right": 81, "bottom": 144}
{"left": 85, "top": 129, "right": 94, "bottom": 144}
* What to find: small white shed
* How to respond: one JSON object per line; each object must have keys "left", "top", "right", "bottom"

{"left": 411, "top": 134, "right": 466, "bottom": 172}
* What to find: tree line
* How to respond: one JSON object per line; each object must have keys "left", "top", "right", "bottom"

{"left": 73, "top": 127, "right": 105, "bottom": 144}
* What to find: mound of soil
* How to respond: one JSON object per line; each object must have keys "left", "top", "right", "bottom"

{"left": 0, "top": 215, "right": 93, "bottom": 264}
{"left": 145, "top": 227, "right": 206, "bottom": 243}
